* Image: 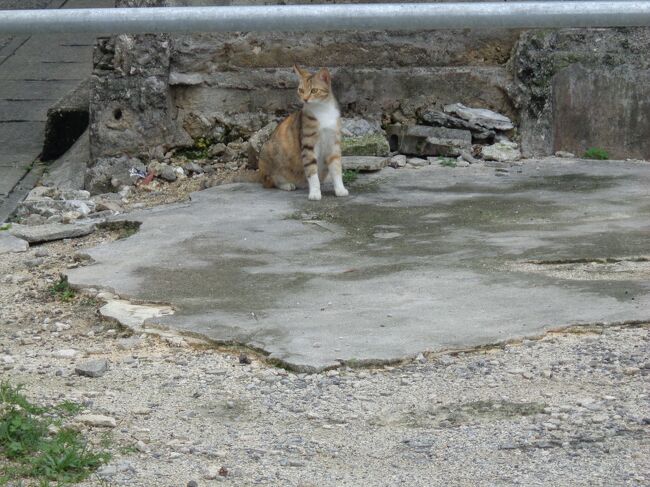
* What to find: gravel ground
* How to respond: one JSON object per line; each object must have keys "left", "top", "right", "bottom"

{"left": 1, "top": 185, "right": 649, "bottom": 486}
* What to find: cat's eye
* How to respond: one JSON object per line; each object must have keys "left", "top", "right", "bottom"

{"left": 311, "top": 88, "right": 318, "bottom": 94}
{"left": 298, "top": 88, "right": 304, "bottom": 94}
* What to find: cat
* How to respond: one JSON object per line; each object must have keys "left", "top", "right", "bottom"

{"left": 257, "top": 65, "right": 348, "bottom": 201}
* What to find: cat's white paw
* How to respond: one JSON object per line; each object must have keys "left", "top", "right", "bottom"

{"left": 278, "top": 183, "right": 296, "bottom": 191}
{"left": 335, "top": 187, "right": 349, "bottom": 197}
{"left": 308, "top": 191, "right": 322, "bottom": 201}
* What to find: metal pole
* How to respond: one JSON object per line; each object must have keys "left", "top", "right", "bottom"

{"left": 0, "top": 2, "right": 650, "bottom": 35}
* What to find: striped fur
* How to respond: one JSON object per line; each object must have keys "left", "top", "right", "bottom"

{"left": 257, "top": 65, "right": 348, "bottom": 200}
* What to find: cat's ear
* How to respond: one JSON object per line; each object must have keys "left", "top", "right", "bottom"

{"left": 317, "top": 67, "right": 331, "bottom": 85}
{"left": 293, "top": 64, "right": 308, "bottom": 78}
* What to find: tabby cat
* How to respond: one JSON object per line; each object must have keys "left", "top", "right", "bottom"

{"left": 258, "top": 65, "right": 348, "bottom": 201}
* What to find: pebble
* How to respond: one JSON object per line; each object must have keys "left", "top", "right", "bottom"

{"left": 76, "top": 414, "right": 117, "bottom": 428}
{"left": 52, "top": 348, "right": 79, "bottom": 359}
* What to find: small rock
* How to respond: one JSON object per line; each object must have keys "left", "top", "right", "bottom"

{"left": 204, "top": 466, "right": 222, "bottom": 480}
{"left": 389, "top": 155, "right": 407, "bottom": 168}
{"left": 76, "top": 414, "right": 117, "bottom": 428}
{"left": 184, "top": 162, "right": 204, "bottom": 175}
{"left": 157, "top": 164, "right": 178, "bottom": 182}
{"left": 75, "top": 359, "right": 109, "bottom": 378}
{"left": 406, "top": 157, "right": 429, "bottom": 168}
{"left": 116, "top": 337, "right": 143, "bottom": 350}
{"left": 52, "top": 349, "right": 79, "bottom": 359}
{"left": 187, "top": 481, "right": 199, "bottom": 487}
{"left": 208, "top": 143, "right": 227, "bottom": 157}
{"left": 555, "top": 150, "right": 576, "bottom": 158}
{"left": 341, "top": 156, "right": 388, "bottom": 172}
{"left": 459, "top": 150, "right": 480, "bottom": 164}
{"left": 95, "top": 200, "right": 124, "bottom": 213}
{"left": 623, "top": 367, "right": 640, "bottom": 376}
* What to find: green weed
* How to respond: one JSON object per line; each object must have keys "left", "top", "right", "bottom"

{"left": 0, "top": 224, "right": 10, "bottom": 231}
{"left": 343, "top": 169, "right": 359, "bottom": 184}
{"left": 49, "top": 276, "right": 75, "bottom": 303}
{"left": 439, "top": 158, "right": 457, "bottom": 168}
{"left": 177, "top": 137, "right": 213, "bottom": 160}
{"left": 0, "top": 382, "right": 109, "bottom": 484}
{"left": 583, "top": 147, "right": 609, "bottom": 160}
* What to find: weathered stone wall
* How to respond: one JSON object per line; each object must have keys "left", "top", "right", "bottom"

{"left": 512, "top": 28, "right": 650, "bottom": 159}
{"left": 89, "top": 1, "right": 650, "bottom": 160}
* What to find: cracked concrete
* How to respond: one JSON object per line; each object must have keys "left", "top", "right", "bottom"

{"left": 67, "top": 158, "right": 650, "bottom": 371}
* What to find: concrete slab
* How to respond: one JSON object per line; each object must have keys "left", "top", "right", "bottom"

{"left": 67, "top": 159, "right": 650, "bottom": 371}
{"left": 42, "top": 129, "right": 89, "bottom": 190}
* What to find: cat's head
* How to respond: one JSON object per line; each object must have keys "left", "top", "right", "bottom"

{"left": 293, "top": 64, "right": 332, "bottom": 105}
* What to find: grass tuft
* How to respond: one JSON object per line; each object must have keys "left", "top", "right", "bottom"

{"left": 583, "top": 147, "right": 609, "bottom": 160}
{"left": 176, "top": 137, "right": 213, "bottom": 160}
{"left": 49, "top": 276, "right": 75, "bottom": 303}
{"left": 439, "top": 158, "right": 457, "bottom": 168}
{"left": 342, "top": 169, "right": 359, "bottom": 184}
{"left": 0, "top": 382, "right": 109, "bottom": 484}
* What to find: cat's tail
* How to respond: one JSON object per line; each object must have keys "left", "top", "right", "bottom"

{"left": 222, "top": 169, "right": 273, "bottom": 187}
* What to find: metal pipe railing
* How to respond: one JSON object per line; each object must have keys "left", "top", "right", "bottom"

{"left": 0, "top": 2, "right": 650, "bottom": 35}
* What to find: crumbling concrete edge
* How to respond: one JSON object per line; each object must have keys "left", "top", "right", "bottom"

{"left": 93, "top": 292, "right": 650, "bottom": 373}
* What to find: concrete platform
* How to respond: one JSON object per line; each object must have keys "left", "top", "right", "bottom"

{"left": 67, "top": 159, "right": 650, "bottom": 371}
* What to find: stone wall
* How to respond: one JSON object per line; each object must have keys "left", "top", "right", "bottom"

{"left": 89, "top": 1, "right": 650, "bottom": 160}
{"left": 512, "top": 28, "right": 650, "bottom": 159}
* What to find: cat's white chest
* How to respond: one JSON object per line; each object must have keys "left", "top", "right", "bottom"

{"left": 308, "top": 103, "right": 340, "bottom": 130}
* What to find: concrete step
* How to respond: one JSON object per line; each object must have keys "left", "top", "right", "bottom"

{"left": 172, "top": 29, "right": 519, "bottom": 72}
{"left": 171, "top": 66, "right": 514, "bottom": 121}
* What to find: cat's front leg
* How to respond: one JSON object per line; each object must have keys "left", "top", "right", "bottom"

{"left": 302, "top": 143, "right": 321, "bottom": 201}
{"left": 326, "top": 153, "right": 349, "bottom": 197}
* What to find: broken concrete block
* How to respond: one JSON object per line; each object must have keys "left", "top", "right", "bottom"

{"left": 419, "top": 110, "right": 495, "bottom": 143}
{"left": 482, "top": 140, "right": 521, "bottom": 162}
{"left": 443, "top": 103, "right": 514, "bottom": 131}
{"left": 9, "top": 222, "right": 95, "bottom": 243}
{"left": 342, "top": 156, "right": 388, "bottom": 172}
{"left": 42, "top": 129, "right": 90, "bottom": 191}
{"left": 0, "top": 232, "right": 29, "bottom": 254}
{"left": 386, "top": 125, "right": 471, "bottom": 157}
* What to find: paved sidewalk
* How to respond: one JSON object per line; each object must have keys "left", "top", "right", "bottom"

{"left": 0, "top": 0, "right": 113, "bottom": 222}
